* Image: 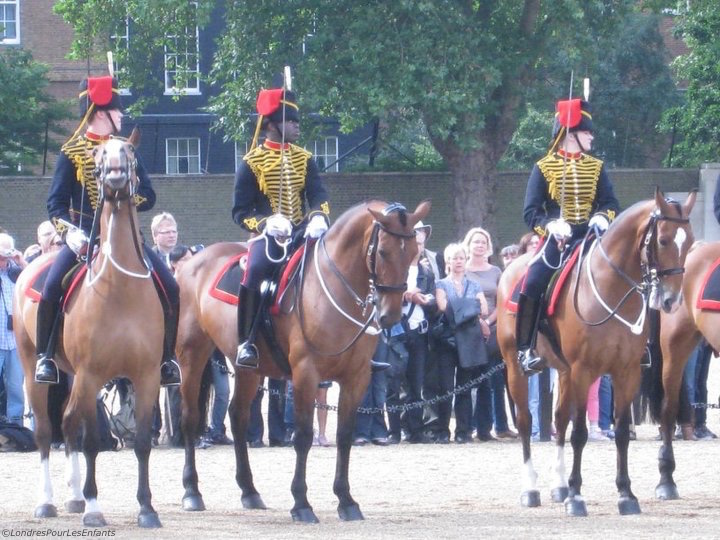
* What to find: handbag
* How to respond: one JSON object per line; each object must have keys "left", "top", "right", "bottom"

{"left": 430, "top": 313, "right": 456, "bottom": 350}
{"left": 446, "top": 282, "right": 488, "bottom": 368}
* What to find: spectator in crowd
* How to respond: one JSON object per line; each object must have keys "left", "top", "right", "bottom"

{"left": 434, "top": 243, "right": 488, "bottom": 444}
{"left": 0, "top": 232, "right": 28, "bottom": 426}
{"left": 684, "top": 338, "right": 716, "bottom": 440}
{"left": 587, "top": 377, "right": 609, "bottom": 440}
{"left": 500, "top": 244, "right": 519, "bottom": 269}
{"left": 247, "top": 378, "right": 290, "bottom": 447}
{"left": 314, "top": 382, "right": 332, "bottom": 447}
{"left": 463, "top": 226, "right": 516, "bottom": 440}
{"left": 354, "top": 338, "right": 390, "bottom": 446}
{"left": 151, "top": 212, "right": 180, "bottom": 267}
{"left": 25, "top": 221, "right": 63, "bottom": 263}
{"left": 385, "top": 237, "right": 435, "bottom": 444}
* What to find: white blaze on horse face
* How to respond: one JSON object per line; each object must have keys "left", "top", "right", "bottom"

{"left": 66, "top": 451, "right": 84, "bottom": 502}
{"left": 38, "top": 457, "right": 54, "bottom": 506}
{"left": 674, "top": 227, "right": 687, "bottom": 254}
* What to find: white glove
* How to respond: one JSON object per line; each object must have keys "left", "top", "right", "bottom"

{"left": 65, "top": 227, "right": 89, "bottom": 256}
{"left": 264, "top": 214, "right": 292, "bottom": 238}
{"left": 304, "top": 215, "right": 329, "bottom": 239}
{"left": 546, "top": 219, "right": 572, "bottom": 240}
{"left": 588, "top": 214, "right": 609, "bottom": 232}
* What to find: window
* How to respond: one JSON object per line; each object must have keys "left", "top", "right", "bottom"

{"left": 234, "top": 141, "right": 250, "bottom": 171}
{"left": 309, "top": 137, "right": 339, "bottom": 172}
{"left": 0, "top": 0, "right": 19, "bottom": 44}
{"left": 166, "top": 138, "right": 201, "bottom": 174}
{"left": 110, "top": 18, "right": 130, "bottom": 94}
{"left": 164, "top": 9, "right": 200, "bottom": 94}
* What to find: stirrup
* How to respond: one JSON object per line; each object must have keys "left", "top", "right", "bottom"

{"left": 34, "top": 357, "right": 60, "bottom": 385}
{"left": 640, "top": 345, "right": 652, "bottom": 370}
{"left": 235, "top": 342, "right": 259, "bottom": 369}
{"left": 517, "top": 349, "right": 545, "bottom": 376}
{"left": 160, "top": 358, "right": 182, "bottom": 386}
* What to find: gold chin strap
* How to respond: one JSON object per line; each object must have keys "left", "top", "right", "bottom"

{"left": 70, "top": 102, "right": 96, "bottom": 141}
{"left": 548, "top": 126, "right": 565, "bottom": 154}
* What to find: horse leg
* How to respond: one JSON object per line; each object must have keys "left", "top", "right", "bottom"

{"left": 61, "top": 374, "right": 106, "bottom": 527}
{"left": 564, "top": 374, "right": 590, "bottom": 517}
{"left": 550, "top": 371, "right": 571, "bottom": 504}
{"left": 505, "top": 358, "right": 539, "bottom": 507}
{"left": 334, "top": 376, "right": 369, "bottom": 521}
{"left": 133, "top": 376, "right": 162, "bottom": 528}
{"left": 228, "top": 370, "right": 266, "bottom": 510}
{"left": 614, "top": 384, "right": 641, "bottom": 515}
{"left": 180, "top": 344, "right": 213, "bottom": 511}
{"left": 289, "top": 369, "right": 320, "bottom": 523}
{"left": 29, "top": 384, "right": 59, "bottom": 518}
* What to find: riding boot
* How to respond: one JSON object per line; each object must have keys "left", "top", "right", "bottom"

{"left": 236, "top": 285, "right": 262, "bottom": 369}
{"left": 515, "top": 293, "right": 545, "bottom": 375}
{"left": 371, "top": 359, "right": 391, "bottom": 372}
{"left": 34, "top": 299, "right": 60, "bottom": 384}
{"left": 160, "top": 302, "right": 182, "bottom": 386}
{"left": 640, "top": 308, "right": 660, "bottom": 369}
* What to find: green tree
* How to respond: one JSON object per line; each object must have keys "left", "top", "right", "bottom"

{"left": 659, "top": 3, "right": 720, "bottom": 167}
{"left": 0, "top": 49, "right": 70, "bottom": 174}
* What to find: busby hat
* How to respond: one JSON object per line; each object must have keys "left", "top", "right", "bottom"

{"left": 78, "top": 76, "right": 122, "bottom": 118}
{"left": 256, "top": 88, "right": 300, "bottom": 124}
{"left": 551, "top": 99, "right": 593, "bottom": 141}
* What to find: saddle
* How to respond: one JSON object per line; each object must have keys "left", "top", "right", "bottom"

{"left": 697, "top": 256, "right": 720, "bottom": 311}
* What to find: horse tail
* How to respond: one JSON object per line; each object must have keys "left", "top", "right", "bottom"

{"left": 642, "top": 344, "right": 665, "bottom": 424}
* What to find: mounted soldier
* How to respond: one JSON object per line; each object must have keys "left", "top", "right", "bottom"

{"left": 34, "top": 75, "right": 182, "bottom": 386}
{"left": 516, "top": 93, "right": 620, "bottom": 375}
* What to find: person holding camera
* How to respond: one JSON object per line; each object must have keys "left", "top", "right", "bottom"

{"left": 0, "top": 232, "right": 28, "bottom": 426}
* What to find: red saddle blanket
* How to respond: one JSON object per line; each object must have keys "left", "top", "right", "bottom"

{"left": 208, "top": 243, "right": 308, "bottom": 310}
{"left": 697, "top": 256, "right": 720, "bottom": 311}
{"left": 505, "top": 243, "right": 583, "bottom": 316}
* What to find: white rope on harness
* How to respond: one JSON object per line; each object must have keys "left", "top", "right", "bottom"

{"left": 86, "top": 212, "right": 151, "bottom": 287}
{"left": 584, "top": 239, "right": 646, "bottom": 335}
{"left": 312, "top": 237, "right": 380, "bottom": 335}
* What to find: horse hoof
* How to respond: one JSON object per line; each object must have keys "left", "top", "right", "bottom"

{"left": 291, "top": 506, "right": 320, "bottom": 523}
{"left": 338, "top": 503, "right": 364, "bottom": 521}
{"left": 65, "top": 499, "right": 85, "bottom": 514}
{"left": 34, "top": 504, "right": 58, "bottom": 518}
{"left": 182, "top": 495, "right": 206, "bottom": 512}
{"left": 618, "top": 496, "right": 641, "bottom": 515}
{"left": 138, "top": 511, "right": 162, "bottom": 528}
{"left": 564, "top": 496, "right": 588, "bottom": 517}
{"left": 83, "top": 511, "right": 107, "bottom": 527}
{"left": 241, "top": 493, "right": 267, "bottom": 510}
{"left": 551, "top": 487, "right": 569, "bottom": 503}
{"left": 656, "top": 483, "right": 680, "bottom": 501}
{"left": 520, "top": 490, "right": 541, "bottom": 508}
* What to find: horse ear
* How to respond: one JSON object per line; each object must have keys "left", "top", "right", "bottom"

{"left": 128, "top": 127, "right": 141, "bottom": 148}
{"left": 654, "top": 186, "right": 666, "bottom": 211}
{"left": 682, "top": 189, "right": 698, "bottom": 217}
{"left": 408, "top": 200, "right": 432, "bottom": 228}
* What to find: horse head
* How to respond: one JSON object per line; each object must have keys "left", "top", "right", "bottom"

{"left": 92, "top": 127, "right": 140, "bottom": 198}
{"left": 642, "top": 188, "right": 696, "bottom": 313}
{"left": 366, "top": 200, "right": 431, "bottom": 328}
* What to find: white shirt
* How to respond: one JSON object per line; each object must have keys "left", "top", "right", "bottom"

{"left": 402, "top": 264, "right": 426, "bottom": 330}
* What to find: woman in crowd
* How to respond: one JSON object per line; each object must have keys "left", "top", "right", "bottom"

{"left": 434, "top": 243, "right": 488, "bottom": 443}
{"left": 464, "top": 227, "right": 516, "bottom": 440}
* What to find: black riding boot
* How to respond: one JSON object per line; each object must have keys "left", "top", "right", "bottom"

{"left": 236, "top": 285, "right": 262, "bottom": 369}
{"left": 516, "top": 293, "right": 545, "bottom": 375}
{"left": 160, "top": 302, "right": 182, "bottom": 386}
{"left": 640, "top": 308, "right": 660, "bottom": 369}
{"left": 35, "top": 299, "right": 60, "bottom": 384}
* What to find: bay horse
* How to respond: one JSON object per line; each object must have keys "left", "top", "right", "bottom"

{"left": 176, "top": 200, "right": 430, "bottom": 522}
{"left": 13, "top": 130, "right": 165, "bottom": 528}
{"left": 647, "top": 240, "right": 720, "bottom": 500}
{"left": 496, "top": 189, "right": 695, "bottom": 517}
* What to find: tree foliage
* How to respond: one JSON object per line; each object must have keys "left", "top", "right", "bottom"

{"left": 0, "top": 49, "right": 70, "bottom": 174}
{"left": 659, "top": 2, "right": 720, "bottom": 167}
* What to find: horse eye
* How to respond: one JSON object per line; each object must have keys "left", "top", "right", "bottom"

{"left": 378, "top": 248, "right": 388, "bottom": 258}
{"left": 658, "top": 238, "right": 669, "bottom": 247}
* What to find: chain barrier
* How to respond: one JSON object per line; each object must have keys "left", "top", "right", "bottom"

{"left": 258, "top": 362, "right": 506, "bottom": 415}
{"left": 692, "top": 400, "right": 720, "bottom": 410}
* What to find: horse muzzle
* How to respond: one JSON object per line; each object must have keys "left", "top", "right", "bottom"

{"left": 104, "top": 170, "right": 129, "bottom": 190}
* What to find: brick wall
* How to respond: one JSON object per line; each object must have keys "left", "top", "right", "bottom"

{"left": 0, "top": 169, "right": 699, "bottom": 259}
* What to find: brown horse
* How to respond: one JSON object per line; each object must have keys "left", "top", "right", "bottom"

{"left": 176, "top": 200, "right": 430, "bottom": 522}
{"left": 646, "top": 240, "right": 720, "bottom": 500}
{"left": 496, "top": 189, "right": 695, "bottom": 517}
{"left": 13, "top": 130, "right": 165, "bottom": 528}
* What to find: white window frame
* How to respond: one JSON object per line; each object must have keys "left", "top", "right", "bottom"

{"left": 110, "top": 18, "right": 131, "bottom": 95}
{"left": 309, "top": 136, "right": 339, "bottom": 172}
{"left": 234, "top": 141, "right": 251, "bottom": 171}
{"left": 164, "top": 10, "right": 200, "bottom": 95}
{"left": 0, "top": 0, "right": 20, "bottom": 45}
{"left": 166, "top": 138, "right": 202, "bottom": 175}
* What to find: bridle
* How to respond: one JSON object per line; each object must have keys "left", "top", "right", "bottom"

{"left": 574, "top": 204, "right": 689, "bottom": 334}
{"left": 294, "top": 202, "right": 415, "bottom": 356}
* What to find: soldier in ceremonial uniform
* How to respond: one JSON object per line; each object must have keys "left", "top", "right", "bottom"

{"left": 517, "top": 98, "right": 620, "bottom": 375}
{"left": 232, "top": 86, "right": 331, "bottom": 369}
{"left": 34, "top": 75, "right": 182, "bottom": 386}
